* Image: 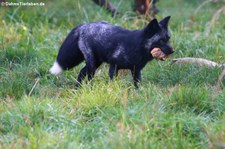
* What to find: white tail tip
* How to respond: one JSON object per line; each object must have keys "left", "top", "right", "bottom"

{"left": 49, "top": 61, "right": 63, "bottom": 75}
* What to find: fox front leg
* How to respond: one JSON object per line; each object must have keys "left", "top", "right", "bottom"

{"left": 132, "top": 69, "right": 141, "bottom": 88}
{"left": 109, "top": 64, "right": 118, "bottom": 80}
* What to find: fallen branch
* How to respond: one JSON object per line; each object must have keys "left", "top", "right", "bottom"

{"left": 171, "top": 57, "right": 225, "bottom": 68}
{"left": 171, "top": 57, "right": 225, "bottom": 94}
{"left": 28, "top": 78, "right": 40, "bottom": 96}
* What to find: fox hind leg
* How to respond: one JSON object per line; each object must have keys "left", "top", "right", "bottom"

{"left": 86, "top": 58, "right": 98, "bottom": 81}
{"left": 131, "top": 69, "right": 141, "bottom": 88}
{"left": 75, "top": 61, "right": 102, "bottom": 88}
{"left": 75, "top": 66, "right": 87, "bottom": 87}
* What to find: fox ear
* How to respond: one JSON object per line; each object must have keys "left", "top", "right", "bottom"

{"left": 144, "top": 19, "right": 160, "bottom": 35}
{"left": 159, "top": 16, "right": 171, "bottom": 28}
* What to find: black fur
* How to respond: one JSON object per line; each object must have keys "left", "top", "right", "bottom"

{"left": 52, "top": 16, "right": 174, "bottom": 88}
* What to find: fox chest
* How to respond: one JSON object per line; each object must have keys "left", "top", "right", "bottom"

{"left": 108, "top": 48, "right": 151, "bottom": 69}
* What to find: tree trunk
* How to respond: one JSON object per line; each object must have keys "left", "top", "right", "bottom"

{"left": 134, "top": 0, "right": 158, "bottom": 16}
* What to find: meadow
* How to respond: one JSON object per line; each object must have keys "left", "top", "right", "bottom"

{"left": 0, "top": 0, "right": 224, "bottom": 148}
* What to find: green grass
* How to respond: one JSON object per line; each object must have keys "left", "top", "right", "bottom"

{"left": 0, "top": 0, "right": 225, "bottom": 148}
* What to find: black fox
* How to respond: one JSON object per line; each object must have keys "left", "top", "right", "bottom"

{"left": 50, "top": 16, "right": 174, "bottom": 87}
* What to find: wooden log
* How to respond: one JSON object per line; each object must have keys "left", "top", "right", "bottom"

{"left": 171, "top": 57, "right": 224, "bottom": 68}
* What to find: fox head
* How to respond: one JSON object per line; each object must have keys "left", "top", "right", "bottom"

{"left": 143, "top": 16, "right": 174, "bottom": 60}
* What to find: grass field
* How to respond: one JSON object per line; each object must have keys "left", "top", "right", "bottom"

{"left": 0, "top": 0, "right": 225, "bottom": 148}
